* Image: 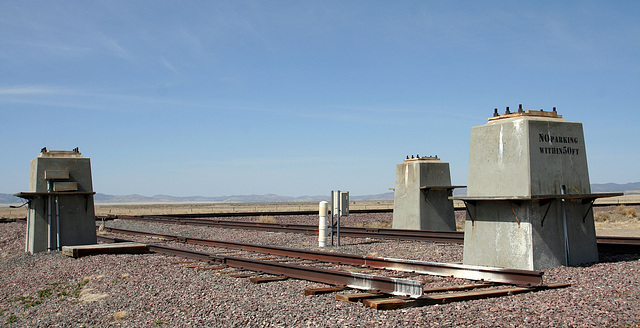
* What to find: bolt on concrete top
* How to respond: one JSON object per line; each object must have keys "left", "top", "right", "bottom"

{"left": 38, "top": 147, "right": 83, "bottom": 158}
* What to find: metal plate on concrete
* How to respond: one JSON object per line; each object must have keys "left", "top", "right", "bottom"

{"left": 53, "top": 181, "right": 78, "bottom": 191}
{"left": 44, "top": 170, "right": 69, "bottom": 180}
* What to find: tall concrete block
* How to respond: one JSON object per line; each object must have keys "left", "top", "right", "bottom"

{"left": 458, "top": 108, "right": 617, "bottom": 270}
{"left": 467, "top": 115, "right": 590, "bottom": 197}
{"left": 392, "top": 156, "right": 457, "bottom": 231}
{"left": 17, "top": 149, "right": 97, "bottom": 253}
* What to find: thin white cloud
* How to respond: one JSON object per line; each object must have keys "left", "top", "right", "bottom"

{"left": 0, "top": 84, "right": 215, "bottom": 113}
{"left": 102, "top": 37, "right": 135, "bottom": 63}
{"left": 5, "top": 39, "right": 94, "bottom": 58}
{"left": 0, "top": 85, "right": 73, "bottom": 95}
{"left": 329, "top": 105, "right": 483, "bottom": 122}
{"left": 332, "top": 105, "right": 422, "bottom": 114}
{"left": 160, "top": 57, "right": 179, "bottom": 74}
{"left": 178, "top": 28, "right": 207, "bottom": 62}
{"left": 238, "top": 18, "right": 275, "bottom": 54}
{"left": 186, "top": 155, "right": 360, "bottom": 169}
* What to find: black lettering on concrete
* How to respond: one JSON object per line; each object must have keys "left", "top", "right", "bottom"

{"left": 538, "top": 133, "right": 579, "bottom": 144}
{"left": 539, "top": 146, "right": 580, "bottom": 156}
{"left": 538, "top": 133, "right": 581, "bottom": 156}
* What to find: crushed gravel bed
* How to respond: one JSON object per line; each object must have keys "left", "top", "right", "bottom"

{"left": 104, "top": 216, "right": 463, "bottom": 262}
{"left": 1, "top": 218, "right": 639, "bottom": 327}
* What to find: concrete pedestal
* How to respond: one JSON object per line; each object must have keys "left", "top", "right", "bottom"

{"left": 462, "top": 198, "right": 598, "bottom": 270}
{"left": 392, "top": 157, "right": 457, "bottom": 231}
{"left": 460, "top": 109, "right": 604, "bottom": 270}
{"left": 17, "top": 149, "right": 97, "bottom": 253}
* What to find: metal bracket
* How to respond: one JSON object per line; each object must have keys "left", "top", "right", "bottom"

{"left": 422, "top": 186, "right": 464, "bottom": 202}
{"left": 509, "top": 201, "right": 521, "bottom": 227}
{"left": 422, "top": 189, "right": 430, "bottom": 202}
{"left": 463, "top": 200, "right": 475, "bottom": 226}
{"left": 539, "top": 199, "right": 554, "bottom": 227}
{"left": 581, "top": 199, "right": 595, "bottom": 223}
{"left": 9, "top": 199, "right": 31, "bottom": 209}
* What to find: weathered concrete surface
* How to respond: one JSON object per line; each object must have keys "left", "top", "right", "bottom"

{"left": 25, "top": 150, "right": 97, "bottom": 253}
{"left": 392, "top": 158, "right": 456, "bottom": 231}
{"left": 467, "top": 116, "right": 590, "bottom": 197}
{"left": 462, "top": 199, "right": 598, "bottom": 270}
{"left": 463, "top": 113, "right": 597, "bottom": 270}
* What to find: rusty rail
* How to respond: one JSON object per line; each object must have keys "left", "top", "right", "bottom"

{"left": 107, "top": 216, "right": 465, "bottom": 243}
{"left": 93, "top": 199, "right": 639, "bottom": 220}
{"left": 98, "top": 235, "right": 424, "bottom": 297}
{"left": 104, "top": 216, "right": 640, "bottom": 253}
{"left": 100, "top": 226, "right": 544, "bottom": 286}
{"left": 596, "top": 235, "right": 640, "bottom": 253}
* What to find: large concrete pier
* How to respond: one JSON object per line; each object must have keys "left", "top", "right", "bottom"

{"left": 16, "top": 148, "right": 97, "bottom": 253}
{"left": 392, "top": 156, "right": 457, "bottom": 231}
{"left": 458, "top": 108, "right": 618, "bottom": 270}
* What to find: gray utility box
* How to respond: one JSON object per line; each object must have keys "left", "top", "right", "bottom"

{"left": 456, "top": 109, "right": 620, "bottom": 270}
{"left": 392, "top": 156, "right": 459, "bottom": 231}
{"left": 16, "top": 149, "right": 97, "bottom": 253}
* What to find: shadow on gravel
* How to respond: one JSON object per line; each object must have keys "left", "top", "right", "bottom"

{"left": 571, "top": 252, "right": 640, "bottom": 268}
{"left": 568, "top": 253, "right": 639, "bottom": 268}
{"left": 597, "top": 252, "right": 640, "bottom": 264}
{"left": 349, "top": 240, "right": 386, "bottom": 246}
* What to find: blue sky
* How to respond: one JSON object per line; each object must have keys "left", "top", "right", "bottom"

{"left": 1, "top": 1, "right": 638, "bottom": 197}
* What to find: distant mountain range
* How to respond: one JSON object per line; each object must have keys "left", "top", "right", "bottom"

{"left": 1, "top": 182, "right": 638, "bottom": 204}
{"left": 0, "top": 191, "right": 395, "bottom": 204}
{"left": 92, "top": 192, "right": 395, "bottom": 204}
{"left": 590, "top": 182, "right": 640, "bottom": 193}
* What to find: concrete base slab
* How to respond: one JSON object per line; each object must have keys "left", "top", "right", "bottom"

{"left": 462, "top": 199, "right": 598, "bottom": 270}
{"left": 62, "top": 242, "right": 148, "bottom": 258}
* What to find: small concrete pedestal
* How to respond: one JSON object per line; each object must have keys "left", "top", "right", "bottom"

{"left": 16, "top": 148, "right": 97, "bottom": 253}
{"left": 392, "top": 156, "right": 458, "bottom": 231}
{"left": 457, "top": 108, "right": 620, "bottom": 270}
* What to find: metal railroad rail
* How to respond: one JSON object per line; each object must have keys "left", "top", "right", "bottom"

{"left": 94, "top": 199, "right": 638, "bottom": 219}
{"left": 596, "top": 236, "right": 640, "bottom": 253}
{"left": 104, "top": 216, "right": 464, "bottom": 242}
{"left": 97, "top": 234, "right": 424, "bottom": 297}
{"left": 4, "top": 199, "right": 636, "bottom": 223}
{"left": 97, "top": 232, "right": 569, "bottom": 308}
{"left": 105, "top": 216, "right": 640, "bottom": 254}
{"left": 100, "top": 226, "right": 544, "bottom": 286}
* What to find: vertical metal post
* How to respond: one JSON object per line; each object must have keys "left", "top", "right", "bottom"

{"left": 330, "top": 191, "right": 334, "bottom": 246}
{"left": 336, "top": 190, "right": 341, "bottom": 247}
{"left": 55, "top": 195, "right": 61, "bottom": 250}
{"left": 25, "top": 204, "right": 31, "bottom": 252}
{"left": 47, "top": 181, "right": 52, "bottom": 251}
{"left": 560, "top": 185, "right": 570, "bottom": 265}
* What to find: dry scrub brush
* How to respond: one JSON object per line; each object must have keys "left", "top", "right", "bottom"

{"left": 595, "top": 205, "right": 638, "bottom": 222}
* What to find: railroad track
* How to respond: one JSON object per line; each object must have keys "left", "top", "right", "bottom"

{"left": 98, "top": 226, "right": 568, "bottom": 310}
{"left": 0, "top": 218, "right": 21, "bottom": 223}
{"left": 104, "top": 215, "right": 640, "bottom": 254}
{"left": 92, "top": 199, "right": 639, "bottom": 219}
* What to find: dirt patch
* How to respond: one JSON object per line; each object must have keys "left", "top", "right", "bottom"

{"left": 594, "top": 205, "right": 640, "bottom": 236}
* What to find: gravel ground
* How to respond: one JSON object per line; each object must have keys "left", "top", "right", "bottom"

{"left": 1, "top": 214, "right": 639, "bottom": 327}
